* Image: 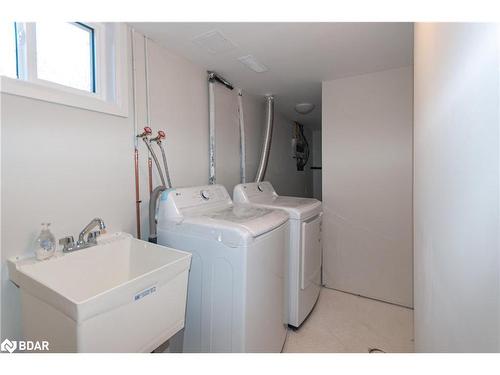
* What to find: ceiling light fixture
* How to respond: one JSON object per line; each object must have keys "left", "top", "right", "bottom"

{"left": 294, "top": 103, "right": 315, "bottom": 115}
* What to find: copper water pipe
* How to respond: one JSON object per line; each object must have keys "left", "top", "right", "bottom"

{"left": 138, "top": 126, "right": 153, "bottom": 196}
{"left": 134, "top": 148, "right": 141, "bottom": 239}
{"left": 138, "top": 127, "right": 166, "bottom": 187}
{"left": 135, "top": 127, "right": 153, "bottom": 239}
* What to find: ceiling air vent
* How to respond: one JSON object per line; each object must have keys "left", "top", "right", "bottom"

{"left": 191, "top": 30, "right": 237, "bottom": 54}
{"left": 237, "top": 55, "right": 268, "bottom": 73}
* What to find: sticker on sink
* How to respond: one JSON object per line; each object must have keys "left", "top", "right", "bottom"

{"left": 134, "top": 285, "right": 157, "bottom": 301}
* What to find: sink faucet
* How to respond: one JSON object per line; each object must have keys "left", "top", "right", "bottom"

{"left": 59, "top": 218, "right": 106, "bottom": 253}
{"left": 78, "top": 218, "right": 106, "bottom": 245}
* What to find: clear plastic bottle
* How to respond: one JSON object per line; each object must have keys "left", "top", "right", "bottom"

{"left": 34, "top": 223, "right": 56, "bottom": 261}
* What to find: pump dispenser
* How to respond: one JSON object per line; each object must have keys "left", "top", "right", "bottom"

{"left": 34, "top": 223, "right": 56, "bottom": 260}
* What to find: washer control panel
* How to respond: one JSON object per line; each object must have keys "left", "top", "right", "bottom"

{"left": 200, "top": 189, "right": 211, "bottom": 200}
{"left": 168, "top": 184, "right": 231, "bottom": 210}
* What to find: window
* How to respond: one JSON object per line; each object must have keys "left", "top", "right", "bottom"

{"left": 0, "top": 22, "right": 18, "bottom": 78}
{"left": 0, "top": 22, "right": 128, "bottom": 117}
{"left": 36, "top": 23, "right": 95, "bottom": 92}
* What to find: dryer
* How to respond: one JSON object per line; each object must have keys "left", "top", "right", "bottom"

{"left": 233, "top": 181, "right": 322, "bottom": 328}
{"left": 157, "top": 184, "right": 289, "bottom": 352}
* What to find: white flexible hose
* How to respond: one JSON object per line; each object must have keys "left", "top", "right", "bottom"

{"left": 142, "top": 138, "right": 166, "bottom": 187}
{"left": 158, "top": 143, "right": 172, "bottom": 189}
{"left": 255, "top": 95, "right": 275, "bottom": 182}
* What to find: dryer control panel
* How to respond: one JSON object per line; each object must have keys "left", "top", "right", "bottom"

{"left": 233, "top": 181, "right": 277, "bottom": 202}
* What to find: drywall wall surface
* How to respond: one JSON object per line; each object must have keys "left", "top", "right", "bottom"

{"left": 322, "top": 66, "right": 413, "bottom": 307}
{"left": 0, "top": 93, "right": 135, "bottom": 340}
{"left": 143, "top": 36, "right": 210, "bottom": 190}
{"left": 131, "top": 34, "right": 210, "bottom": 241}
{"left": 413, "top": 23, "right": 500, "bottom": 352}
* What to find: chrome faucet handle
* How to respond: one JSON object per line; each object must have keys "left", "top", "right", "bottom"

{"left": 86, "top": 231, "right": 101, "bottom": 244}
{"left": 59, "top": 236, "right": 75, "bottom": 252}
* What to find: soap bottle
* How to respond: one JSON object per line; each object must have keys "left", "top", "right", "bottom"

{"left": 34, "top": 223, "right": 56, "bottom": 261}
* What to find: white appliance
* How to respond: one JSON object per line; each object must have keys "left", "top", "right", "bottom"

{"left": 233, "top": 181, "right": 322, "bottom": 328}
{"left": 157, "top": 184, "right": 289, "bottom": 352}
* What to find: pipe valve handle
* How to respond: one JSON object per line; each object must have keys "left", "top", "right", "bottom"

{"left": 158, "top": 130, "right": 166, "bottom": 139}
{"left": 137, "top": 126, "right": 153, "bottom": 138}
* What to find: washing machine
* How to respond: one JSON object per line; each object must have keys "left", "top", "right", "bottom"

{"left": 233, "top": 181, "right": 322, "bottom": 328}
{"left": 157, "top": 184, "right": 289, "bottom": 352}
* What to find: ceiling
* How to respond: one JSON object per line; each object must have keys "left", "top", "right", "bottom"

{"left": 130, "top": 23, "right": 414, "bottom": 129}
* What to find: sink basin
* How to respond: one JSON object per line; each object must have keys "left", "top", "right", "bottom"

{"left": 8, "top": 232, "right": 192, "bottom": 353}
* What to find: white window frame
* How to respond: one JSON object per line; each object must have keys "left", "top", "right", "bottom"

{"left": 0, "top": 22, "right": 128, "bottom": 117}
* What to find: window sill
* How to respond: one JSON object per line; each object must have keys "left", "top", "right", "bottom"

{"left": 0, "top": 75, "right": 129, "bottom": 118}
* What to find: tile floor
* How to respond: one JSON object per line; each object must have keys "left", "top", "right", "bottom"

{"left": 282, "top": 287, "right": 414, "bottom": 353}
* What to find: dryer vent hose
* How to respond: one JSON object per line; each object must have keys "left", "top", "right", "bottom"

{"left": 255, "top": 95, "right": 275, "bottom": 182}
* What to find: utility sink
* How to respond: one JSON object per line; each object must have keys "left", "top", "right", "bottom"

{"left": 8, "top": 232, "right": 192, "bottom": 353}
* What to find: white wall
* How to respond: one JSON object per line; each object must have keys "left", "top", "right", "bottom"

{"left": 322, "top": 66, "right": 413, "bottom": 307}
{"left": 414, "top": 23, "right": 500, "bottom": 352}
{"left": 0, "top": 27, "right": 313, "bottom": 341}
{"left": 131, "top": 34, "right": 210, "bottom": 240}
{"left": 0, "top": 92, "right": 136, "bottom": 341}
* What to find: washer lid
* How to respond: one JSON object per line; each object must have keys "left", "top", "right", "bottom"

{"left": 157, "top": 184, "right": 289, "bottom": 246}
{"left": 233, "top": 181, "right": 322, "bottom": 220}
{"left": 201, "top": 205, "right": 288, "bottom": 237}
{"left": 161, "top": 205, "right": 288, "bottom": 247}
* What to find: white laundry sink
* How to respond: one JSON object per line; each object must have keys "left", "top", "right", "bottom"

{"left": 8, "top": 232, "right": 191, "bottom": 353}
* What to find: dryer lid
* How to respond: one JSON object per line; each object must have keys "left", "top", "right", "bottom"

{"left": 233, "top": 182, "right": 322, "bottom": 220}
{"left": 201, "top": 205, "right": 288, "bottom": 237}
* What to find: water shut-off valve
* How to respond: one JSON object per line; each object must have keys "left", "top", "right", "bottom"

{"left": 137, "top": 126, "right": 153, "bottom": 139}
{"left": 150, "top": 130, "right": 166, "bottom": 144}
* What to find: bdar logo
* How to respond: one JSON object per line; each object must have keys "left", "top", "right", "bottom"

{"left": 1, "top": 339, "right": 17, "bottom": 353}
